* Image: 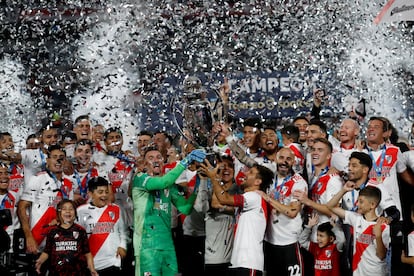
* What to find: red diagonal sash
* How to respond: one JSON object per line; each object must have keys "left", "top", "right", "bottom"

{"left": 80, "top": 168, "right": 98, "bottom": 191}
{"left": 289, "top": 144, "right": 304, "bottom": 166}
{"left": 109, "top": 160, "right": 133, "bottom": 191}
{"left": 31, "top": 206, "right": 56, "bottom": 245}
{"left": 352, "top": 223, "right": 387, "bottom": 271}
{"left": 88, "top": 204, "right": 120, "bottom": 256}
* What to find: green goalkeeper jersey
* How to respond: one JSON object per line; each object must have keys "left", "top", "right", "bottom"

{"left": 132, "top": 163, "right": 196, "bottom": 252}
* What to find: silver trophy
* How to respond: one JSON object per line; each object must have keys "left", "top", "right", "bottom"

{"left": 171, "top": 76, "right": 218, "bottom": 150}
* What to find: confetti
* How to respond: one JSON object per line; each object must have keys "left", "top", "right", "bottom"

{"left": 0, "top": 1, "right": 414, "bottom": 149}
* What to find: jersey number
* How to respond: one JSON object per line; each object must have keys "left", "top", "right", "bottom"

{"left": 288, "top": 264, "right": 301, "bottom": 276}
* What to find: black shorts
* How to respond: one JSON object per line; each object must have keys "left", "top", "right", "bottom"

{"left": 264, "top": 241, "right": 303, "bottom": 276}
{"left": 229, "top": 267, "right": 263, "bottom": 276}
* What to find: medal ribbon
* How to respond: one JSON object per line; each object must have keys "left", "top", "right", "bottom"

{"left": 273, "top": 175, "right": 292, "bottom": 200}
{"left": 74, "top": 169, "right": 92, "bottom": 199}
{"left": 47, "top": 169, "right": 69, "bottom": 200}
{"left": 0, "top": 193, "right": 10, "bottom": 210}
{"left": 351, "top": 181, "right": 368, "bottom": 211}
{"left": 368, "top": 144, "right": 386, "bottom": 181}
{"left": 39, "top": 149, "right": 47, "bottom": 170}
{"left": 310, "top": 166, "right": 329, "bottom": 191}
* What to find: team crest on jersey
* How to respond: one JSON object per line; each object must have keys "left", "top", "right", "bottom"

{"left": 109, "top": 211, "right": 115, "bottom": 220}
{"left": 385, "top": 155, "right": 392, "bottom": 164}
{"left": 317, "top": 182, "right": 323, "bottom": 192}
{"left": 54, "top": 233, "right": 59, "bottom": 239}
{"left": 73, "top": 231, "right": 79, "bottom": 239}
{"left": 281, "top": 186, "right": 289, "bottom": 195}
{"left": 325, "top": 250, "right": 332, "bottom": 258}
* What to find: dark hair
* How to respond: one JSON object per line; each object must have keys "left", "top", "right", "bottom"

{"left": 74, "top": 115, "right": 90, "bottom": 125}
{"left": 317, "top": 222, "right": 336, "bottom": 239}
{"left": 154, "top": 131, "right": 173, "bottom": 144}
{"left": 75, "top": 139, "right": 94, "bottom": 151}
{"left": 56, "top": 199, "right": 77, "bottom": 223}
{"left": 104, "top": 127, "right": 123, "bottom": 140}
{"left": 411, "top": 203, "right": 414, "bottom": 215}
{"left": 369, "top": 116, "right": 390, "bottom": 133}
{"left": 47, "top": 144, "right": 66, "bottom": 156}
{"left": 359, "top": 186, "right": 381, "bottom": 206}
{"left": 0, "top": 132, "right": 11, "bottom": 140}
{"left": 26, "top": 133, "right": 38, "bottom": 143}
{"left": 39, "top": 122, "right": 58, "bottom": 134}
{"left": 350, "top": 152, "right": 373, "bottom": 172}
{"left": 309, "top": 119, "right": 327, "bottom": 136}
{"left": 254, "top": 164, "right": 274, "bottom": 192}
{"left": 313, "top": 137, "right": 333, "bottom": 153}
{"left": 281, "top": 125, "right": 299, "bottom": 142}
{"left": 217, "top": 154, "right": 234, "bottom": 167}
{"left": 138, "top": 130, "right": 153, "bottom": 138}
{"left": 243, "top": 118, "right": 262, "bottom": 129}
{"left": 293, "top": 116, "right": 309, "bottom": 124}
{"left": 62, "top": 132, "right": 77, "bottom": 142}
{"left": 262, "top": 121, "right": 277, "bottom": 132}
{"left": 88, "top": 176, "right": 109, "bottom": 192}
{"left": 144, "top": 145, "right": 161, "bottom": 158}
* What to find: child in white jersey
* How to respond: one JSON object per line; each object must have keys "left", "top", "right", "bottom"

{"left": 327, "top": 185, "right": 390, "bottom": 276}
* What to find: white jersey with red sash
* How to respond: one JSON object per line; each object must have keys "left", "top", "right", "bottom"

{"left": 20, "top": 172, "right": 73, "bottom": 248}
{"left": 7, "top": 163, "right": 24, "bottom": 195}
{"left": 0, "top": 190, "right": 19, "bottom": 249}
{"left": 265, "top": 173, "right": 307, "bottom": 245}
{"left": 77, "top": 202, "right": 127, "bottom": 270}
{"left": 234, "top": 150, "right": 261, "bottom": 186}
{"left": 341, "top": 181, "right": 395, "bottom": 216}
{"left": 98, "top": 154, "right": 135, "bottom": 227}
{"left": 212, "top": 143, "right": 231, "bottom": 156}
{"left": 69, "top": 168, "right": 99, "bottom": 199}
{"left": 231, "top": 191, "right": 268, "bottom": 272}
{"left": 107, "top": 158, "right": 134, "bottom": 192}
{"left": 344, "top": 211, "right": 390, "bottom": 276}
{"left": 364, "top": 144, "right": 405, "bottom": 217}
{"left": 309, "top": 172, "right": 343, "bottom": 242}
{"left": 287, "top": 143, "right": 305, "bottom": 174}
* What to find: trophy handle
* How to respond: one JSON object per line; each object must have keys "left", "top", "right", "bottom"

{"left": 170, "top": 97, "right": 193, "bottom": 143}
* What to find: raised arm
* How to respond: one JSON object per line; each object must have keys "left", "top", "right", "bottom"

{"left": 373, "top": 220, "right": 387, "bottom": 260}
{"left": 260, "top": 190, "right": 301, "bottom": 219}
{"left": 134, "top": 149, "right": 206, "bottom": 191}
{"left": 293, "top": 189, "right": 333, "bottom": 217}
{"left": 325, "top": 181, "right": 355, "bottom": 219}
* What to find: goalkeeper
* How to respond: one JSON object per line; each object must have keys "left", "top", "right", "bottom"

{"left": 132, "top": 146, "right": 206, "bottom": 276}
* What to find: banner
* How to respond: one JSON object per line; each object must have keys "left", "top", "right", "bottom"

{"left": 140, "top": 71, "right": 339, "bottom": 132}
{"left": 374, "top": 0, "right": 414, "bottom": 24}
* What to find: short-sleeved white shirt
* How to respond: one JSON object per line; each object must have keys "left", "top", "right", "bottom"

{"left": 344, "top": 211, "right": 390, "bottom": 276}
{"left": 231, "top": 191, "right": 267, "bottom": 271}
{"left": 265, "top": 174, "right": 307, "bottom": 245}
